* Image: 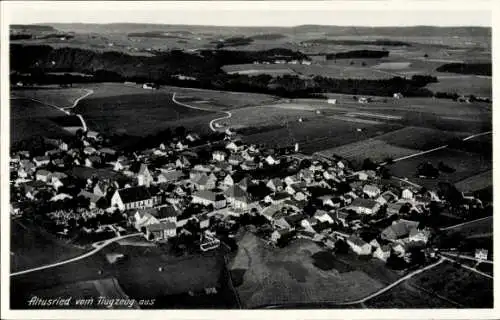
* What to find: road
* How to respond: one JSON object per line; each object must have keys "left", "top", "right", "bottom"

{"left": 440, "top": 256, "right": 493, "bottom": 279}
{"left": 11, "top": 88, "right": 94, "bottom": 131}
{"left": 440, "top": 252, "right": 493, "bottom": 264}
{"left": 171, "top": 92, "right": 232, "bottom": 132}
{"left": 256, "top": 258, "right": 445, "bottom": 309}
{"left": 10, "top": 233, "right": 141, "bottom": 277}
{"left": 439, "top": 216, "right": 492, "bottom": 231}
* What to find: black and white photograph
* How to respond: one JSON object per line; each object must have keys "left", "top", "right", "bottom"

{"left": 1, "top": 0, "right": 496, "bottom": 317}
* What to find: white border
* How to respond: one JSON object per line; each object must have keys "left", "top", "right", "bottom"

{"left": 1, "top": 1, "right": 497, "bottom": 319}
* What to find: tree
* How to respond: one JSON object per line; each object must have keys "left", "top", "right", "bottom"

{"left": 335, "top": 239, "right": 349, "bottom": 254}
{"left": 362, "top": 158, "right": 377, "bottom": 171}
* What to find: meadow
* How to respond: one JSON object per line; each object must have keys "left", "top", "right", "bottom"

{"left": 230, "top": 232, "right": 397, "bottom": 308}
{"left": 408, "top": 261, "right": 493, "bottom": 308}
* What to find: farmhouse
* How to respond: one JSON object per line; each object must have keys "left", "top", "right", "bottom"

{"left": 347, "top": 236, "right": 372, "bottom": 255}
{"left": 327, "top": 98, "right": 337, "bottom": 104}
{"left": 33, "top": 156, "right": 50, "bottom": 167}
{"left": 373, "top": 245, "right": 392, "bottom": 262}
{"left": 381, "top": 219, "right": 420, "bottom": 241}
{"left": 111, "top": 186, "right": 153, "bottom": 211}
{"left": 192, "top": 190, "right": 227, "bottom": 209}
{"left": 144, "top": 222, "right": 176, "bottom": 241}
{"left": 363, "top": 184, "right": 381, "bottom": 198}
{"left": 212, "top": 150, "right": 226, "bottom": 162}
{"left": 346, "top": 198, "right": 380, "bottom": 215}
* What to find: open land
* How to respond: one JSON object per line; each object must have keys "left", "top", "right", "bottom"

{"left": 229, "top": 232, "right": 403, "bottom": 308}
{"left": 12, "top": 87, "right": 91, "bottom": 108}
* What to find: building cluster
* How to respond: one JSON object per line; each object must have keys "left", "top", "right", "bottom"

{"left": 9, "top": 125, "right": 464, "bottom": 261}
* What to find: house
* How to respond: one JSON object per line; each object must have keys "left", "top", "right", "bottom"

{"left": 222, "top": 174, "right": 234, "bottom": 188}
{"left": 346, "top": 198, "right": 380, "bottom": 215}
{"left": 401, "top": 188, "right": 414, "bottom": 200}
{"left": 284, "top": 175, "right": 300, "bottom": 186}
{"left": 265, "top": 192, "right": 291, "bottom": 205}
{"left": 241, "top": 150, "right": 255, "bottom": 162}
{"left": 228, "top": 154, "right": 244, "bottom": 166}
{"left": 198, "top": 214, "right": 211, "bottom": 229}
{"left": 137, "top": 164, "right": 154, "bottom": 187}
{"left": 373, "top": 245, "right": 392, "bottom": 262}
{"left": 143, "top": 83, "right": 158, "bottom": 90}
{"left": 193, "top": 174, "right": 216, "bottom": 190}
{"left": 192, "top": 190, "right": 227, "bottom": 209}
{"left": 408, "top": 228, "right": 431, "bottom": 244}
{"left": 266, "top": 178, "right": 284, "bottom": 192}
{"left": 363, "top": 184, "right": 380, "bottom": 198}
{"left": 381, "top": 190, "right": 399, "bottom": 203}
{"left": 387, "top": 203, "right": 404, "bottom": 215}
{"left": 86, "top": 131, "right": 100, "bottom": 141}
{"left": 299, "top": 169, "right": 314, "bottom": 183}
{"left": 264, "top": 155, "right": 279, "bottom": 166}
{"left": 381, "top": 219, "right": 420, "bottom": 241}
{"left": 327, "top": 98, "right": 337, "bottom": 104}
{"left": 225, "top": 141, "right": 243, "bottom": 153}
{"left": 347, "top": 236, "right": 372, "bottom": 255}
{"left": 99, "top": 147, "right": 117, "bottom": 157}
{"left": 241, "top": 161, "right": 257, "bottom": 171}
{"left": 186, "top": 133, "right": 200, "bottom": 142}
{"left": 475, "top": 249, "right": 489, "bottom": 261}
{"left": 357, "top": 171, "right": 368, "bottom": 181}
{"left": 212, "top": 150, "right": 226, "bottom": 162}
{"left": 93, "top": 181, "right": 111, "bottom": 198}
{"left": 144, "top": 222, "right": 176, "bottom": 241}
{"left": 50, "top": 193, "right": 73, "bottom": 202}
{"left": 156, "top": 205, "right": 179, "bottom": 223}
{"left": 83, "top": 147, "right": 97, "bottom": 155}
{"left": 35, "top": 169, "right": 52, "bottom": 183}
{"left": 33, "top": 156, "right": 50, "bottom": 167}
{"left": 314, "top": 210, "right": 334, "bottom": 224}
{"left": 111, "top": 186, "right": 153, "bottom": 211}
{"left": 175, "top": 156, "right": 191, "bottom": 169}
{"left": 271, "top": 229, "right": 290, "bottom": 243}
{"left": 78, "top": 190, "right": 102, "bottom": 209}
{"left": 224, "top": 185, "right": 249, "bottom": 206}
{"left": 358, "top": 97, "right": 371, "bottom": 104}
{"left": 393, "top": 92, "right": 404, "bottom": 99}
{"left": 157, "top": 170, "right": 184, "bottom": 184}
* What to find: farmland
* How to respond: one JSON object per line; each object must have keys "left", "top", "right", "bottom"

{"left": 229, "top": 232, "right": 403, "bottom": 308}
{"left": 426, "top": 75, "right": 492, "bottom": 98}
{"left": 11, "top": 240, "right": 233, "bottom": 309}
{"left": 407, "top": 261, "right": 493, "bottom": 308}
{"left": 11, "top": 87, "right": 91, "bottom": 108}
{"left": 454, "top": 170, "right": 493, "bottom": 193}
{"left": 376, "top": 126, "right": 471, "bottom": 150}
{"left": 386, "top": 147, "right": 492, "bottom": 189}
{"left": 10, "top": 98, "right": 71, "bottom": 143}
{"left": 10, "top": 218, "right": 88, "bottom": 273}
{"left": 77, "top": 92, "right": 214, "bottom": 136}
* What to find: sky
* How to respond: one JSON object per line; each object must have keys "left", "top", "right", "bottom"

{"left": 2, "top": 1, "right": 492, "bottom": 27}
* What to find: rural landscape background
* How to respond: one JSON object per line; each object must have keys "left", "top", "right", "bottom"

{"left": 7, "top": 15, "right": 493, "bottom": 312}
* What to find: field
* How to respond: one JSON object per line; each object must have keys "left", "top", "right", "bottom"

{"left": 386, "top": 148, "right": 492, "bottom": 189}
{"left": 408, "top": 261, "right": 493, "bottom": 308}
{"left": 316, "top": 139, "right": 419, "bottom": 167}
{"left": 77, "top": 92, "right": 214, "bottom": 136}
{"left": 426, "top": 75, "right": 492, "bottom": 98}
{"left": 454, "top": 170, "right": 493, "bottom": 193}
{"left": 229, "top": 232, "right": 402, "bottom": 308}
{"left": 376, "top": 126, "right": 471, "bottom": 150}
{"left": 10, "top": 218, "right": 87, "bottom": 273}
{"left": 364, "top": 282, "right": 458, "bottom": 308}
{"left": 443, "top": 217, "right": 493, "bottom": 238}
{"left": 11, "top": 87, "right": 91, "bottom": 108}
{"left": 10, "top": 98, "right": 72, "bottom": 143}
{"left": 11, "top": 239, "right": 232, "bottom": 309}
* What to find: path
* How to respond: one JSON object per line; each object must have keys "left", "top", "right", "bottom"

{"left": 171, "top": 92, "right": 232, "bottom": 132}
{"left": 11, "top": 88, "right": 94, "bottom": 131}
{"left": 10, "top": 233, "right": 141, "bottom": 277}
{"left": 440, "top": 252, "right": 493, "bottom": 264}
{"left": 439, "top": 216, "right": 491, "bottom": 231}
{"left": 441, "top": 256, "right": 493, "bottom": 279}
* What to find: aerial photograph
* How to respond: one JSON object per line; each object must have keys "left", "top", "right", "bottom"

{"left": 4, "top": 0, "right": 493, "bottom": 313}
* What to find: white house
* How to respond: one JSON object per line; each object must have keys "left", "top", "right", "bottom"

{"left": 327, "top": 98, "right": 337, "bottom": 104}
{"left": 33, "top": 156, "right": 50, "bottom": 167}
{"left": 192, "top": 191, "right": 226, "bottom": 209}
{"left": 137, "top": 164, "right": 154, "bottom": 187}
{"left": 346, "top": 198, "right": 380, "bottom": 215}
{"left": 111, "top": 186, "right": 153, "bottom": 211}
{"left": 363, "top": 184, "right": 380, "bottom": 198}
{"left": 314, "top": 210, "right": 334, "bottom": 224}
{"left": 212, "top": 150, "right": 226, "bottom": 162}
{"left": 373, "top": 245, "right": 391, "bottom": 262}
{"left": 35, "top": 170, "right": 51, "bottom": 183}
{"left": 401, "top": 188, "right": 414, "bottom": 200}
{"left": 393, "top": 93, "right": 404, "bottom": 99}
{"left": 475, "top": 249, "right": 489, "bottom": 261}
{"left": 347, "top": 236, "right": 372, "bottom": 255}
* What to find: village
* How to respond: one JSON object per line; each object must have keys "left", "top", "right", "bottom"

{"left": 9, "top": 122, "right": 490, "bottom": 271}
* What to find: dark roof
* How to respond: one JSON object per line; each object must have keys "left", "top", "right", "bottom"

{"left": 350, "top": 198, "right": 378, "bottom": 209}
{"left": 156, "top": 205, "right": 180, "bottom": 219}
{"left": 271, "top": 192, "right": 291, "bottom": 201}
{"left": 118, "top": 186, "right": 152, "bottom": 203}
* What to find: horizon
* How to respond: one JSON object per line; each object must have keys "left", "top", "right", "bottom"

{"left": 2, "top": 1, "right": 492, "bottom": 28}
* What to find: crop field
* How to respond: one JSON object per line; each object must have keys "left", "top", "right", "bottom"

{"left": 454, "top": 170, "right": 493, "bottom": 193}
{"left": 443, "top": 217, "right": 493, "bottom": 239}
{"left": 376, "top": 126, "right": 471, "bottom": 150}
{"left": 291, "top": 64, "right": 394, "bottom": 79}
{"left": 408, "top": 261, "right": 493, "bottom": 308}
{"left": 426, "top": 75, "right": 492, "bottom": 97}
{"left": 387, "top": 148, "right": 492, "bottom": 189}
{"left": 364, "top": 281, "right": 458, "bottom": 308}
{"left": 10, "top": 218, "right": 88, "bottom": 273}
{"left": 77, "top": 92, "right": 214, "bottom": 136}
{"left": 230, "top": 232, "right": 389, "bottom": 308}
{"left": 11, "top": 87, "right": 91, "bottom": 108}
{"left": 10, "top": 98, "right": 71, "bottom": 143}
{"left": 316, "top": 139, "right": 419, "bottom": 167}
